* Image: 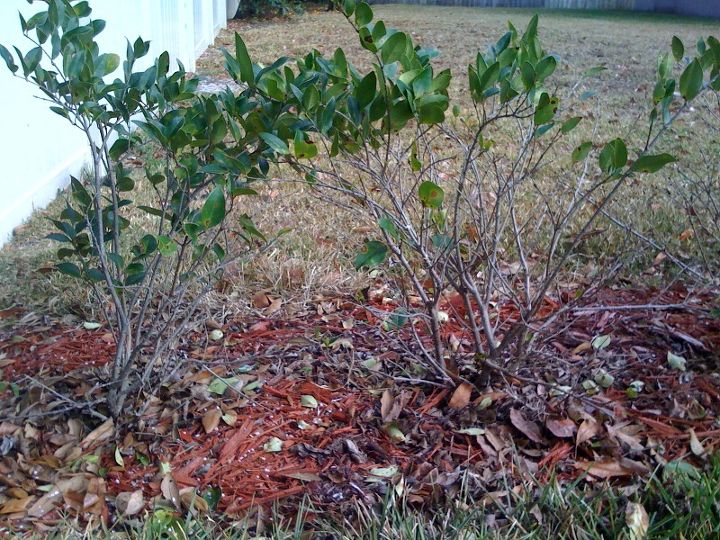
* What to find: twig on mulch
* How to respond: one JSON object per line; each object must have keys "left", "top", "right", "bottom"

{"left": 572, "top": 303, "right": 708, "bottom": 314}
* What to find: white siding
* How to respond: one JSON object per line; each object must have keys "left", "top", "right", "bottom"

{"left": 0, "top": 0, "right": 227, "bottom": 246}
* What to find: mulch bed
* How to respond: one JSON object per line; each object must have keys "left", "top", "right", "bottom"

{"left": 0, "top": 286, "right": 719, "bottom": 526}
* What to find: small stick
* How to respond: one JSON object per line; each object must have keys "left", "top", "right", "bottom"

{"left": 572, "top": 303, "right": 707, "bottom": 314}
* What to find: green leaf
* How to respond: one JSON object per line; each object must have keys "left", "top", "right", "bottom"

{"left": 582, "top": 65, "right": 606, "bottom": 78}
{"left": 342, "top": 0, "right": 356, "bottom": 16}
{"left": 455, "top": 427, "right": 486, "bottom": 436}
{"left": 109, "top": 138, "right": 129, "bottom": 160}
{"left": 657, "top": 53, "right": 672, "bottom": 80}
{"left": 535, "top": 55, "right": 557, "bottom": 81}
{"left": 260, "top": 132, "right": 289, "bottom": 155}
{"left": 0, "top": 44, "right": 18, "bottom": 73}
{"left": 200, "top": 187, "right": 226, "bottom": 229}
{"left": 679, "top": 59, "right": 703, "bottom": 101}
{"left": 355, "top": 71, "right": 376, "bottom": 109}
{"left": 263, "top": 437, "right": 283, "bottom": 453}
{"left": 598, "top": 138, "right": 628, "bottom": 173}
{"left": 561, "top": 116, "right": 581, "bottom": 134}
{"left": 520, "top": 62, "right": 536, "bottom": 89}
{"left": 416, "top": 94, "right": 447, "bottom": 125}
{"left": 202, "top": 487, "right": 222, "bottom": 511}
{"left": 234, "top": 33, "right": 255, "bottom": 88}
{"left": 671, "top": 36, "right": 684, "bottom": 62}
{"left": 97, "top": 53, "right": 120, "bottom": 76}
{"left": 418, "top": 181, "right": 444, "bottom": 208}
{"left": 355, "top": 2, "right": 373, "bottom": 26}
{"left": 381, "top": 32, "right": 407, "bottom": 64}
{"left": 354, "top": 240, "right": 388, "bottom": 269}
{"left": 300, "top": 395, "right": 318, "bottom": 409}
{"left": 571, "top": 142, "right": 593, "bottom": 163}
{"left": 208, "top": 376, "right": 239, "bottom": 395}
{"left": 667, "top": 351, "right": 686, "bottom": 371}
{"left": 23, "top": 47, "right": 42, "bottom": 76}
{"left": 293, "top": 132, "right": 317, "bottom": 159}
{"left": 56, "top": 262, "right": 82, "bottom": 278}
{"left": 157, "top": 236, "right": 177, "bottom": 257}
{"left": 369, "top": 465, "right": 398, "bottom": 478}
{"left": 631, "top": 153, "right": 677, "bottom": 173}
{"left": 591, "top": 334, "right": 611, "bottom": 350}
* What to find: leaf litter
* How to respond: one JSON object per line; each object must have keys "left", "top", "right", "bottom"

{"left": 0, "top": 285, "right": 718, "bottom": 529}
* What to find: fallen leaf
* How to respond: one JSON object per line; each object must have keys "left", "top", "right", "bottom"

{"left": 252, "top": 291, "right": 271, "bottom": 309}
{"left": 179, "top": 487, "right": 209, "bottom": 513}
{"left": 209, "top": 329, "right": 224, "bottom": 341}
{"left": 448, "top": 383, "right": 472, "bottom": 409}
{"left": 284, "top": 472, "right": 322, "bottom": 482}
{"left": 667, "top": 351, "right": 687, "bottom": 371}
{"left": 263, "top": 437, "right": 283, "bottom": 453}
{"left": 27, "top": 488, "right": 62, "bottom": 518}
{"left": 594, "top": 369, "right": 615, "bottom": 388}
{"left": 510, "top": 408, "right": 545, "bottom": 444}
{"left": 114, "top": 446, "right": 125, "bottom": 468}
{"left": 455, "top": 427, "right": 486, "bottom": 436}
{"left": 115, "top": 490, "right": 144, "bottom": 516}
{"left": 266, "top": 297, "right": 283, "bottom": 315}
{"left": 689, "top": 429, "right": 706, "bottom": 458}
{"left": 384, "top": 422, "right": 406, "bottom": 442}
{"left": 0, "top": 496, "right": 34, "bottom": 515}
{"left": 576, "top": 418, "right": 600, "bottom": 446}
{"left": 331, "top": 337, "right": 353, "bottom": 350}
{"left": 546, "top": 418, "right": 577, "bottom": 438}
{"left": 300, "top": 395, "right": 318, "bottom": 409}
{"left": 571, "top": 341, "right": 592, "bottom": 355}
{"left": 591, "top": 334, "right": 611, "bottom": 350}
{"left": 80, "top": 419, "right": 114, "bottom": 449}
{"left": 208, "top": 376, "right": 242, "bottom": 395}
{"left": 606, "top": 422, "right": 645, "bottom": 451}
{"left": 369, "top": 465, "right": 398, "bottom": 478}
{"left": 221, "top": 411, "right": 237, "bottom": 426}
{"left": 678, "top": 228, "right": 694, "bottom": 242}
{"left": 344, "top": 439, "right": 368, "bottom": 464}
{"left": 575, "top": 458, "right": 648, "bottom": 479}
{"left": 202, "top": 408, "right": 222, "bottom": 433}
{"left": 625, "top": 502, "right": 649, "bottom": 540}
{"left": 380, "top": 389, "right": 405, "bottom": 422}
{"left": 160, "top": 474, "right": 181, "bottom": 510}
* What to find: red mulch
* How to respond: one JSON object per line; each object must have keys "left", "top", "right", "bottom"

{"left": 1, "top": 285, "right": 719, "bottom": 523}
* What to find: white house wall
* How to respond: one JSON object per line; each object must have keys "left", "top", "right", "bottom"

{"left": 0, "top": 0, "right": 227, "bottom": 246}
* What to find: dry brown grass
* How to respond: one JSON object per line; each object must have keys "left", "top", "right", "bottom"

{"left": 1, "top": 5, "right": 717, "bottom": 319}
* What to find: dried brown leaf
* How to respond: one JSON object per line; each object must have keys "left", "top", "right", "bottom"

{"left": 626, "top": 502, "right": 649, "bottom": 540}
{"left": 575, "top": 458, "right": 647, "bottom": 479}
{"left": 80, "top": 419, "right": 114, "bottom": 449}
{"left": 546, "top": 417, "right": 577, "bottom": 439}
{"left": 27, "top": 488, "right": 62, "bottom": 518}
{"left": 448, "top": 383, "right": 472, "bottom": 409}
{"left": 161, "top": 474, "right": 181, "bottom": 510}
{"left": 115, "top": 490, "right": 144, "bottom": 516}
{"left": 283, "top": 472, "right": 322, "bottom": 482}
{"left": 202, "top": 408, "right": 222, "bottom": 434}
{"left": 0, "top": 496, "right": 34, "bottom": 515}
{"left": 576, "top": 418, "right": 599, "bottom": 446}
{"left": 510, "top": 408, "right": 545, "bottom": 444}
{"left": 380, "top": 389, "right": 406, "bottom": 423}
{"left": 179, "top": 487, "right": 209, "bottom": 514}
{"left": 689, "top": 429, "right": 706, "bottom": 458}
{"left": 252, "top": 291, "right": 271, "bottom": 309}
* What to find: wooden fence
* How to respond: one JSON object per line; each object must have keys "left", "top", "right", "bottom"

{"left": 368, "top": 0, "right": 720, "bottom": 17}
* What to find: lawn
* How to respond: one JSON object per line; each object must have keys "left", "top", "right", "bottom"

{"left": 1, "top": 4, "right": 719, "bottom": 539}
